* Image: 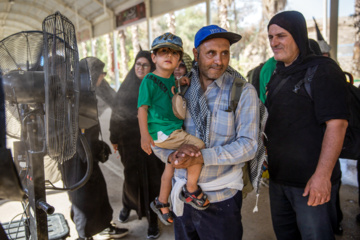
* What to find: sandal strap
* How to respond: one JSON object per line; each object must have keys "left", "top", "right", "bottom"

{"left": 182, "top": 185, "right": 209, "bottom": 206}
{"left": 182, "top": 185, "right": 203, "bottom": 198}
{"left": 161, "top": 212, "right": 173, "bottom": 222}
{"left": 154, "top": 197, "right": 170, "bottom": 208}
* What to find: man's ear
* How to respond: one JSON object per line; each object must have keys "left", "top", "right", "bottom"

{"left": 193, "top": 48, "right": 198, "bottom": 62}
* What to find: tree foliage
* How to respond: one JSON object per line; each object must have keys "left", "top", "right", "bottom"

{"left": 78, "top": 0, "right": 287, "bottom": 85}
{"left": 353, "top": 0, "right": 360, "bottom": 35}
{"left": 352, "top": 0, "right": 360, "bottom": 78}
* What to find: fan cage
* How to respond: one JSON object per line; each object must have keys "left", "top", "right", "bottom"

{"left": 43, "top": 12, "right": 79, "bottom": 163}
{"left": 0, "top": 31, "right": 44, "bottom": 73}
{"left": 0, "top": 31, "right": 45, "bottom": 140}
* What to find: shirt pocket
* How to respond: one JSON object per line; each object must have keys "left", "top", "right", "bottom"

{"left": 213, "top": 110, "right": 235, "bottom": 140}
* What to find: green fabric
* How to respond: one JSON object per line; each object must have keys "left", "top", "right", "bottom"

{"left": 138, "top": 73, "right": 183, "bottom": 141}
{"left": 259, "top": 57, "right": 277, "bottom": 103}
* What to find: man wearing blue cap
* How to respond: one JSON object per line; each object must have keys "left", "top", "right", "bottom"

{"left": 153, "top": 25, "right": 259, "bottom": 239}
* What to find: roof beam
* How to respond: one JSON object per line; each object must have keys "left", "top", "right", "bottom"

{"left": 91, "top": 0, "right": 114, "bottom": 16}
{"left": 49, "top": 0, "right": 92, "bottom": 26}
{"left": 0, "top": 11, "right": 43, "bottom": 26}
{"left": 7, "top": 0, "right": 52, "bottom": 15}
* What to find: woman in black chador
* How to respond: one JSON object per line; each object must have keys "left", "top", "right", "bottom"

{"left": 62, "top": 57, "right": 128, "bottom": 240}
{"left": 110, "top": 51, "right": 164, "bottom": 239}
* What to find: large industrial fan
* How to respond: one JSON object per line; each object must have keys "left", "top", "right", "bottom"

{"left": 0, "top": 12, "right": 93, "bottom": 240}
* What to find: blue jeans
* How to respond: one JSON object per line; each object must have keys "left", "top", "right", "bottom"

{"left": 174, "top": 190, "right": 243, "bottom": 240}
{"left": 269, "top": 180, "right": 338, "bottom": 240}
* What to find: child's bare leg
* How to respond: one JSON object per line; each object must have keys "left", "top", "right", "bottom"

{"left": 186, "top": 163, "right": 202, "bottom": 192}
{"left": 158, "top": 163, "right": 174, "bottom": 214}
{"left": 185, "top": 163, "right": 210, "bottom": 206}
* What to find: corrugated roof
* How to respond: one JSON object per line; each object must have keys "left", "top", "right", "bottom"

{"left": 0, "top": 0, "right": 206, "bottom": 41}
{"left": 0, "top": 0, "right": 130, "bottom": 40}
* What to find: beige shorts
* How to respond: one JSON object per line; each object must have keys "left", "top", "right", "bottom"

{"left": 155, "top": 129, "right": 205, "bottom": 150}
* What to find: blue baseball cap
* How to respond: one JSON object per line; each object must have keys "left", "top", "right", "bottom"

{"left": 194, "top": 25, "right": 242, "bottom": 48}
{"left": 151, "top": 32, "right": 183, "bottom": 52}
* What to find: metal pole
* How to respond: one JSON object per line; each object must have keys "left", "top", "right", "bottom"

{"left": 90, "top": 25, "right": 95, "bottom": 57}
{"left": 91, "top": 38, "right": 96, "bottom": 57}
{"left": 329, "top": 0, "right": 339, "bottom": 60}
{"left": 26, "top": 118, "right": 48, "bottom": 240}
{"left": 323, "top": 0, "right": 328, "bottom": 40}
{"left": 113, "top": 30, "right": 120, "bottom": 90}
{"left": 206, "top": 0, "right": 211, "bottom": 26}
{"left": 145, "top": 0, "right": 152, "bottom": 50}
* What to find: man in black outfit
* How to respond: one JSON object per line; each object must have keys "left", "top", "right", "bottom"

{"left": 265, "top": 11, "right": 349, "bottom": 240}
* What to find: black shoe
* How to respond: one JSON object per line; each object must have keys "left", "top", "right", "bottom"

{"left": 356, "top": 213, "right": 360, "bottom": 223}
{"left": 334, "top": 223, "right": 343, "bottom": 235}
{"left": 93, "top": 224, "right": 129, "bottom": 240}
{"left": 118, "top": 207, "right": 130, "bottom": 223}
{"left": 147, "top": 226, "right": 160, "bottom": 239}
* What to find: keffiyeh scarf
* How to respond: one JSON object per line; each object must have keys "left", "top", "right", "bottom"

{"left": 186, "top": 63, "right": 244, "bottom": 147}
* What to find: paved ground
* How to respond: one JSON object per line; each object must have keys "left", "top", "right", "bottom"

{"left": 1, "top": 108, "right": 360, "bottom": 239}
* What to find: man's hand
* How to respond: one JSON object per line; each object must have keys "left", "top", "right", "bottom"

{"left": 302, "top": 119, "right": 347, "bottom": 207}
{"left": 141, "top": 133, "right": 155, "bottom": 155}
{"left": 303, "top": 173, "right": 331, "bottom": 206}
{"left": 168, "top": 144, "right": 203, "bottom": 169}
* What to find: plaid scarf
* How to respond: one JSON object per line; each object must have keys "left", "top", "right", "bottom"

{"left": 186, "top": 63, "right": 244, "bottom": 147}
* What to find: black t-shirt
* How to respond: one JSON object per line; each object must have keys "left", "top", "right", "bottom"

{"left": 265, "top": 63, "right": 348, "bottom": 187}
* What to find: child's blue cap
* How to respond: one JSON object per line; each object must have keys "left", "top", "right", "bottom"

{"left": 194, "top": 25, "right": 242, "bottom": 48}
{"left": 151, "top": 32, "right": 183, "bottom": 52}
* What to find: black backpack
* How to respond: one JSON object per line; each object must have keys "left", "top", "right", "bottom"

{"left": 295, "top": 66, "right": 360, "bottom": 161}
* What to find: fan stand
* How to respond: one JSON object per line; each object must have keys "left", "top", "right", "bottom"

{"left": 26, "top": 151, "right": 49, "bottom": 240}
{"left": 23, "top": 106, "right": 54, "bottom": 240}
{"left": 3, "top": 108, "right": 76, "bottom": 240}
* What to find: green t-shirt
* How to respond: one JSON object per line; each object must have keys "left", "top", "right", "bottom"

{"left": 259, "top": 57, "right": 277, "bottom": 103}
{"left": 137, "top": 73, "right": 184, "bottom": 141}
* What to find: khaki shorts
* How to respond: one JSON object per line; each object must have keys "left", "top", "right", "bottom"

{"left": 155, "top": 129, "right": 205, "bottom": 149}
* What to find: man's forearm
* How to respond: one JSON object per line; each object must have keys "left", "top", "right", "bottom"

{"left": 314, "top": 119, "right": 348, "bottom": 178}
{"left": 303, "top": 119, "right": 348, "bottom": 206}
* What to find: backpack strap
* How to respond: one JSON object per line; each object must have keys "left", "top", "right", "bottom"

{"left": 270, "top": 76, "right": 291, "bottom": 99}
{"left": 293, "top": 65, "right": 318, "bottom": 99}
{"left": 226, "top": 77, "right": 247, "bottom": 112}
{"left": 179, "top": 75, "right": 246, "bottom": 112}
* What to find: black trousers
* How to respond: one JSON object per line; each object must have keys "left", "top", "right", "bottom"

{"left": 174, "top": 190, "right": 243, "bottom": 240}
{"left": 269, "top": 180, "right": 338, "bottom": 240}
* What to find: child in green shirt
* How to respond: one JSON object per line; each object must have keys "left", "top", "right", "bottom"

{"left": 137, "top": 33, "right": 209, "bottom": 226}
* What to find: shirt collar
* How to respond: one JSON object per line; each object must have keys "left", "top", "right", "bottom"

{"left": 210, "top": 72, "right": 225, "bottom": 89}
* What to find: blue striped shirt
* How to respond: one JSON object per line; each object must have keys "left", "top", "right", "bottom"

{"left": 153, "top": 71, "right": 259, "bottom": 203}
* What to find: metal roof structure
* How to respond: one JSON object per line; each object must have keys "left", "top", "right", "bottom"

{"left": 0, "top": 0, "right": 205, "bottom": 41}
{"left": 0, "top": 0, "right": 342, "bottom": 61}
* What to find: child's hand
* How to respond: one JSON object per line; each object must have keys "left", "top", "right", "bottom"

{"left": 179, "top": 76, "right": 190, "bottom": 86}
{"left": 141, "top": 133, "right": 155, "bottom": 155}
{"left": 112, "top": 144, "right": 118, "bottom": 153}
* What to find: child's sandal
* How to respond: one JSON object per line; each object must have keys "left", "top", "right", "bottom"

{"left": 150, "top": 197, "right": 173, "bottom": 226}
{"left": 179, "top": 185, "right": 210, "bottom": 210}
